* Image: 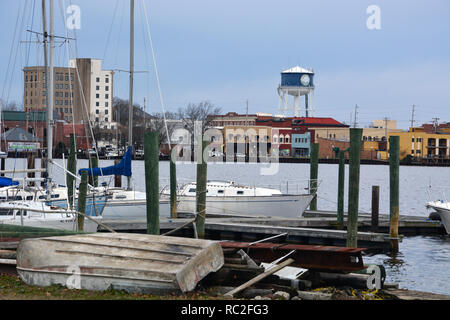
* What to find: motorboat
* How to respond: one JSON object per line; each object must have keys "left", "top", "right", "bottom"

{"left": 161, "top": 180, "right": 316, "bottom": 218}
{"left": 426, "top": 200, "right": 450, "bottom": 234}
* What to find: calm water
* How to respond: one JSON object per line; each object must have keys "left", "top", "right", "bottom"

{"left": 6, "top": 159, "right": 450, "bottom": 295}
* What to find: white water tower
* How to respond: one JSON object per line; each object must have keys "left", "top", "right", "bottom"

{"left": 277, "top": 66, "right": 315, "bottom": 117}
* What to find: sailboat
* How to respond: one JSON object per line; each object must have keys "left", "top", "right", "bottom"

{"left": 0, "top": 0, "right": 106, "bottom": 231}
{"left": 161, "top": 180, "right": 316, "bottom": 218}
{"left": 72, "top": 0, "right": 172, "bottom": 220}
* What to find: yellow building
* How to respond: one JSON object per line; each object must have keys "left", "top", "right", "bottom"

{"left": 387, "top": 128, "right": 450, "bottom": 160}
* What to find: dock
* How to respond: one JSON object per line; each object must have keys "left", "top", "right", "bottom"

{"left": 97, "top": 209, "right": 445, "bottom": 251}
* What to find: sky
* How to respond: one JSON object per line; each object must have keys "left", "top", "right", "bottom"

{"left": 0, "top": 0, "right": 449, "bottom": 129}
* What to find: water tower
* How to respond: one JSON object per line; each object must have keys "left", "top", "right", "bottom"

{"left": 277, "top": 66, "right": 315, "bottom": 117}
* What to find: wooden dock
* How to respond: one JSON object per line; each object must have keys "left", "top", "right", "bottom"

{"left": 98, "top": 209, "right": 445, "bottom": 250}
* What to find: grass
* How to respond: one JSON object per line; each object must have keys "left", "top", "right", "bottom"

{"left": 0, "top": 273, "right": 227, "bottom": 300}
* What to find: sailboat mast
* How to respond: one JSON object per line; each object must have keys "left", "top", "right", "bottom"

{"left": 127, "top": 0, "right": 134, "bottom": 190}
{"left": 47, "top": 0, "right": 54, "bottom": 193}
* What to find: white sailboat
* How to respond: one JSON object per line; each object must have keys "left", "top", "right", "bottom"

{"left": 0, "top": 0, "right": 105, "bottom": 231}
{"left": 0, "top": 201, "right": 99, "bottom": 232}
{"left": 161, "top": 180, "right": 316, "bottom": 218}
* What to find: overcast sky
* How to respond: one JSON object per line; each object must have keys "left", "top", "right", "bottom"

{"left": 1, "top": 0, "right": 449, "bottom": 129}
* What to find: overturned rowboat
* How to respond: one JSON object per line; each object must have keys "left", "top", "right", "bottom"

{"left": 16, "top": 233, "right": 224, "bottom": 294}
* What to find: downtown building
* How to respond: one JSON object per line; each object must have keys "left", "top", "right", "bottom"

{"left": 23, "top": 58, "right": 117, "bottom": 131}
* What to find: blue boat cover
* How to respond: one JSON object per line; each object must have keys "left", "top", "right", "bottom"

{"left": 0, "top": 177, "right": 19, "bottom": 187}
{"left": 78, "top": 146, "right": 132, "bottom": 177}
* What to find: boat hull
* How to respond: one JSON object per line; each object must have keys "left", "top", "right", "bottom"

{"left": 173, "top": 194, "right": 315, "bottom": 217}
{"left": 427, "top": 201, "right": 450, "bottom": 234}
{"left": 101, "top": 200, "right": 171, "bottom": 220}
{"left": 0, "top": 218, "right": 99, "bottom": 233}
{"left": 16, "top": 233, "right": 224, "bottom": 294}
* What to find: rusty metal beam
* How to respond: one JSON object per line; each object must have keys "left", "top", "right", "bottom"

{"left": 220, "top": 241, "right": 366, "bottom": 272}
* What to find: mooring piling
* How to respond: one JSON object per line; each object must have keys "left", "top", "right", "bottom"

{"left": 346, "top": 128, "right": 362, "bottom": 248}
{"left": 371, "top": 186, "right": 380, "bottom": 233}
{"left": 26, "top": 151, "right": 36, "bottom": 186}
{"left": 170, "top": 148, "right": 178, "bottom": 219}
{"left": 309, "top": 143, "right": 319, "bottom": 210}
{"left": 77, "top": 171, "right": 88, "bottom": 232}
{"left": 196, "top": 139, "right": 209, "bottom": 239}
{"left": 89, "top": 155, "right": 99, "bottom": 187}
{"left": 67, "top": 133, "right": 77, "bottom": 209}
{"left": 389, "top": 136, "right": 400, "bottom": 252}
{"left": 114, "top": 158, "right": 122, "bottom": 188}
{"left": 144, "top": 131, "right": 160, "bottom": 235}
{"left": 337, "top": 150, "right": 345, "bottom": 229}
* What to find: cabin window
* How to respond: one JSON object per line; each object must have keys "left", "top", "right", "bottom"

{"left": 218, "top": 190, "right": 224, "bottom": 194}
{"left": 0, "top": 209, "right": 13, "bottom": 216}
{"left": 237, "top": 191, "right": 244, "bottom": 195}
{"left": 188, "top": 188, "right": 196, "bottom": 193}
{"left": 51, "top": 194, "right": 60, "bottom": 199}
{"left": 116, "top": 195, "right": 127, "bottom": 199}
{"left": 26, "top": 196, "right": 33, "bottom": 200}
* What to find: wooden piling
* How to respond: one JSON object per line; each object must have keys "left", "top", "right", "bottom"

{"left": 309, "top": 143, "right": 319, "bottom": 211}
{"left": 337, "top": 150, "right": 345, "bottom": 229}
{"left": 144, "top": 131, "right": 159, "bottom": 235}
{"left": 89, "top": 156, "right": 99, "bottom": 187}
{"left": 389, "top": 136, "right": 400, "bottom": 252}
{"left": 77, "top": 171, "right": 88, "bottom": 232}
{"left": 346, "top": 128, "right": 362, "bottom": 248}
{"left": 196, "top": 139, "right": 208, "bottom": 239}
{"left": 67, "top": 133, "right": 77, "bottom": 209}
{"left": 170, "top": 148, "right": 177, "bottom": 218}
{"left": 114, "top": 159, "right": 122, "bottom": 188}
{"left": 26, "top": 152, "right": 36, "bottom": 186}
{"left": 371, "top": 186, "right": 380, "bottom": 233}
{"left": 0, "top": 158, "right": 5, "bottom": 176}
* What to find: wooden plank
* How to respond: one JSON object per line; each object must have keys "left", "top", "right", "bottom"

{"left": 0, "top": 259, "right": 16, "bottom": 265}
{"left": 224, "top": 258, "right": 294, "bottom": 297}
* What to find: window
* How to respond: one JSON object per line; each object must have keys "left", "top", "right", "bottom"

{"left": 96, "top": 86, "right": 100, "bottom": 90}
{"left": 105, "top": 117, "right": 108, "bottom": 122}
{"left": 96, "top": 77, "right": 100, "bottom": 82}
{"left": 411, "top": 138, "right": 414, "bottom": 142}
{"left": 105, "top": 86, "right": 109, "bottom": 91}
{"left": 105, "top": 94, "right": 109, "bottom": 99}
{"left": 105, "top": 102, "right": 108, "bottom": 107}
{"left": 411, "top": 150, "right": 414, "bottom": 154}
{"left": 218, "top": 190, "right": 224, "bottom": 194}
{"left": 416, "top": 150, "right": 421, "bottom": 154}
{"left": 96, "top": 109, "right": 99, "bottom": 114}
{"left": 188, "top": 188, "right": 196, "bottom": 193}
{"left": 237, "top": 191, "right": 244, "bottom": 195}
{"left": 105, "top": 77, "right": 109, "bottom": 83}
{"left": 96, "top": 102, "right": 100, "bottom": 106}
{"left": 105, "top": 110, "right": 108, "bottom": 115}
{"left": 96, "top": 94, "right": 99, "bottom": 99}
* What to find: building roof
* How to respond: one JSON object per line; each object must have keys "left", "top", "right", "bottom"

{"left": 293, "top": 117, "right": 347, "bottom": 127}
{"left": 0, "top": 127, "right": 42, "bottom": 142}
{"left": 281, "top": 66, "right": 314, "bottom": 74}
{"left": 2, "top": 110, "right": 62, "bottom": 122}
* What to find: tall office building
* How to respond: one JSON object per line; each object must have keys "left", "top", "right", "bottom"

{"left": 23, "top": 58, "right": 116, "bottom": 130}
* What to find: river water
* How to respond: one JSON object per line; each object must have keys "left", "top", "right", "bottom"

{"left": 5, "top": 158, "right": 450, "bottom": 295}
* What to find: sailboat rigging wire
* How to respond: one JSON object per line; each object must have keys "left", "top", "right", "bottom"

{"left": 141, "top": 0, "right": 171, "bottom": 149}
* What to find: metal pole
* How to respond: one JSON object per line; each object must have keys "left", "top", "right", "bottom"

{"left": 337, "top": 150, "right": 345, "bottom": 229}
{"left": 346, "top": 128, "right": 362, "bottom": 247}
{"left": 170, "top": 148, "right": 177, "bottom": 218}
{"left": 371, "top": 185, "right": 380, "bottom": 233}
{"left": 389, "top": 136, "right": 400, "bottom": 252}
{"left": 127, "top": 0, "right": 135, "bottom": 191}
{"left": 144, "top": 131, "right": 159, "bottom": 235}
{"left": 77, "top": 171, "right": 88, "bottom": 231}
{"left": 67, "top": 133, "right": 76, "bottom": 209}
{"left": 47, "top": 0, "right": 54, "bottom": 196}
{"left": 195, "top": 139, "right": 208, "bottom": 239}
{"left": 309, "top": 143, "right": 319, "bottom": 210}
{"left": 89, "top": 156, "right": 98, "bottom": 187}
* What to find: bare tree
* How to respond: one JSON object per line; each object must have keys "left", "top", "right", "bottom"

{"left": 177, "top": 100, "right": 221, "bottom": 135}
